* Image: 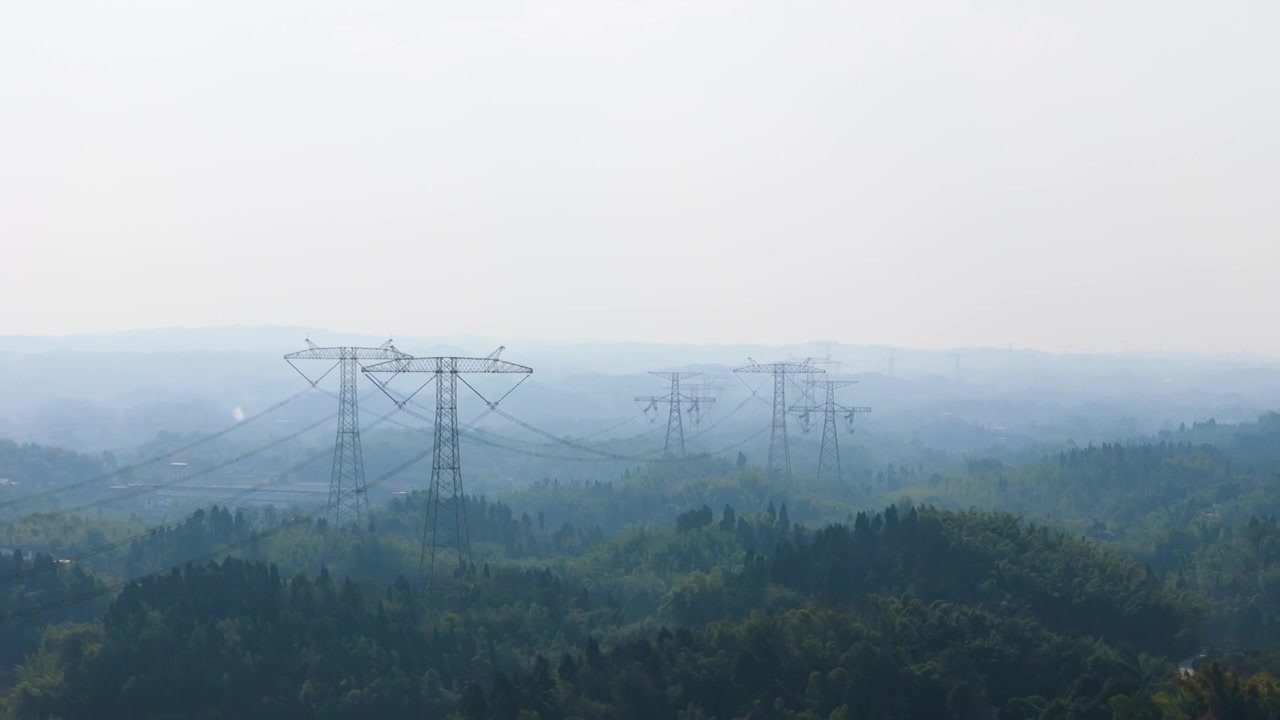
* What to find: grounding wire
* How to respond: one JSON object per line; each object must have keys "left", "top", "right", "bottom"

{"left": 419, "top": 378, "right": 766, "bottom": 463}
{"left": 8, "top": 412, "right": 338, "bottom": 520}
{"left": 0, "top": 406, "right": 406, "bottom": 587}
{"left": 388, "top": 402, "right": 624, "bottom": 463}
{"left": 734, "top": 373, "right": 773, "bottom": 406}
{"left": 376, "top": 378, "right": 772, "bottom": 464}
{"left": 455, "top": 376, "right": 661, "bottom": 461}
{"left": 682, "top": 392, "right": 757, "bottom": 444}
{"left": 373, "top": 378, "right": 670, "bottom": 457}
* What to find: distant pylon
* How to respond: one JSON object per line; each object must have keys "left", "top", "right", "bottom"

{"left": 635, "top": 372, "right": 716, "bottom": 458}
{"left": 364, "top": 354, "right": 532, "bottom": 589}
{"left": 683, "top": 377, "right": 721, "bottom": 425}
{"left": 285, "top": 338, "right": 408, "bottom": 529}
{"left": 788, "top": 354, "right": 841, "bottom": 432}
{"left": 791, "top": 379, "right": 871, "bottom": 485}
{"left": 734, "top": 359, "right": 824, "bottom": 485}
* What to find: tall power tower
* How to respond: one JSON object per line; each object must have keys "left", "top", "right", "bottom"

{"left": 734, "top": 360, "right": 824, "bottom": 485}
{"left": 635, "top": 372, "right": 716, "bottom": 458}
{"left": 364, "top": 354, "right": 532, "bottom": 588}
{"left": 285, "top": 338, "right": 408, "bottom": 529}
{"left": 791, "top": 380, "right": 871, "bottom": 486}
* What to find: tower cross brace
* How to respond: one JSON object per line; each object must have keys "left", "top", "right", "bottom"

{"left": 285, "top": 339, "right": 408, "bottom": 529}
{"left": 734, "top": 360, "right": 824, "bottom": 485}
{"left": 635, "top": 371, "right": 716, "bottom": 458}
{"left": 363, "top": 354, "right": 532, "bottom": 589}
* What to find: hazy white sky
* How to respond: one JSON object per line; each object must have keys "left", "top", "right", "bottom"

{"left": 2, "top": 1, "right": 1276, "bottom": 353}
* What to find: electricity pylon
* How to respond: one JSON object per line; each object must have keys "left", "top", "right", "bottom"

{"left": 790, "top": 379, "right": 871, "bottom": 486}
{"left": 734, "top": 359, "right": 824, "bottom": 485}
{"left": 363, "top": 354, "right": 532, "bottom": 589}
{"left": 788, "top": 354, "right": 841, "bottom": 432}
{"left": 635, "top": 372, "right": 716, "bottom": 458}
{"left": 285, "top": 338, "right": 408, "bottom": 529}
{"left": 682, "top": 378, "right": 721, "bottom": 425}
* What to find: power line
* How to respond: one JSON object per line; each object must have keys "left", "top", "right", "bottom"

{"left": 0, "top": 407, "right": 406, "bottom": 588}
{"left": 355, "top": 367, "right": 772, "bottom": 466}
{"left": 0, "top": 388, "right": 314, "bottom": 513}
{"left": 573, "top": 411, "right": 649, "bottom": 441}
{"left": 0, "top": 448, "right": 329, "bottom": 587}
{"left": 488, "top": 407, "right": 660, "bottom": 461}
{"left": 0, "top": 438, "right": 436, "bottom": 626}
{"left": 369, "top": 398, "right": 627, "bottom": 464}
{"left": 16, "top": 412, "right": 337, "bottom": 519}
{"left": 377, "top": 371, "right": 711, "bottom": 462}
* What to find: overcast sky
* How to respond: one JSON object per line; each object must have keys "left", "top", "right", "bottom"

{"left": 1, "top": 1, "right": 1276, "bottom": 353}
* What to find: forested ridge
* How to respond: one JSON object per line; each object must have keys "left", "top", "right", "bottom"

{"left": 7, "top": 415, "right": 1280, "bottom": 717}
{"left": 0, "top": 495, "right": 1265, "bottom": 719}
{"left": 0, "top": 504, "right": 1204, "bottom": 719}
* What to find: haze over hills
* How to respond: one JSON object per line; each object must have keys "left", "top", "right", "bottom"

{"left": 0, "top": 326, "right": 1276, "bottom": 455}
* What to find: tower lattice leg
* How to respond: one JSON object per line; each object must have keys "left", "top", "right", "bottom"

{"left": 327, "top": 352, "right": 368, "bottom": 528}
{"left": 817, "top": 383, "right": 842, "bottom": 485}
{"left": 421, "top": 359, "right": 470, "bottom": 589}
{"left": 665, "top": 374, "right": 685, "bottom": 458}
{"left": 768, "top": 370, "right": 791, "bottom": 485}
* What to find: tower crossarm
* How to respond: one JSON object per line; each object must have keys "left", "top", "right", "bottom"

{"left": 635, "top": 394, "right": 717, "bottom": 404}
{"left": 788, "top": 404, "right": 825, "bottom": 413}
{"left": 284, "top": 345, "right": 410, "bottom": 362}
{"left": 734, "top": 361, "right": 825, "bottom": 375}
{"left": 651, "top": 371, "right": 700, "bottom": 381}
{"left": 364, "top": 356, "right": 533, "bottom": 375}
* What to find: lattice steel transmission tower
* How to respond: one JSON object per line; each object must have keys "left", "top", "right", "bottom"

{"left": 734, "top": 360, "right": 824, "bottom": 485}
{"left": 285, "top": 338, "right": 408, "bottom": 529}
{"left": 682, "top": 377, "right": 722, "bottom": 426}
{"left": 787, "top": 354, "right": 841, "bottom": 433}
{"left": 635, "top": 372, "right": 716, "bottom": 458}
{"left": 791, "top": 379, "right": 871, "bottom": 486}
{"left": 364, "top": 354, "right": 532, "bottom": 588}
